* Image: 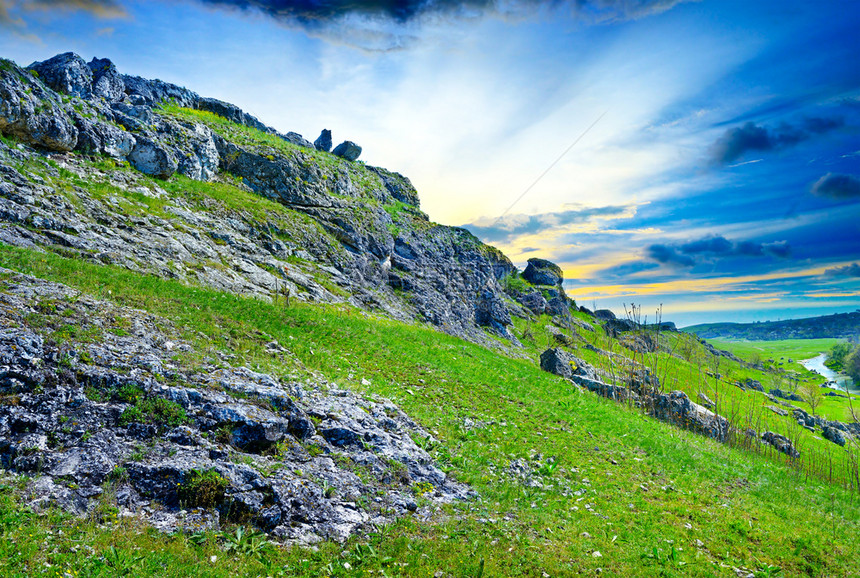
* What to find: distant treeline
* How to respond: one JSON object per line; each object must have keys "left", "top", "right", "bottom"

{"left": 683, "top": 311, "right": 860, "bottom": 341}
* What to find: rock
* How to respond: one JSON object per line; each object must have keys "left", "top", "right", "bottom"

{"left": 314, "top": 129, "right": 332, "bottom": 152}
{"left": 517, "top": 290, "right": 548, "bottom": 315}
{"left": 87, "top": 58, "right": 125, "bottom": 102}
{"left": 332, "top": 140, "right": 362, "bottom": 161}
{"left": 128, "top": 136, "right": 178, "bottom": 179}
{"left": 822, "top": 426, "right": 846, "bottom": 447}
{"left": 545, "top": 325, "right": 574, "bottom": 346}
{"left": 0, "top": 61, "right": 78, "bottom": 151}
{"left": 0, "top": 271, "right": 471, "bottom": 541}
{"left": 651, "top": 390, "right": 730, "bottom": 442}
{"left": 697, "top": 392, "right": 715, "bottom": 409}
{"left": 73, "top": 115, "right": 136, "bottom": 158}
{"left": 522, "top": 258, "right": 563, "bottom": 287}
{"left": 593, "top": 309, "right": 616, "bottom": 321}
{"left": 743, "top": 378, "right": 764, "bottom": 392}
{"left": 604, "top": 318, "right": 637, "bottom": 334}
{"left": 540, "top": 347, "right": 577, "bottom": 380}
{"left": 28, "top": 52, "right": 93, "bottom": 99}
{"left": 282, "top": 132, "right": 315, "bottom": 149}
{"left": 769, "top": 388, "right": 803, "bottom": 402}
{"left": 761, "top": 431, "right": 799, "bottom": 458}
{"left": 766, "top": 405, "right": 788, "bottom": 417}
{"left": 475, "top": 289, "right": 513, "bottom": 336}
{"left": 196, "top": 97, "right": 270, "bottom": 133}
{"left": 120, "top": 74, "right": 199, "bottom": 107}
{"left": 545, "top": 296, "right": 570, "bottom": 317}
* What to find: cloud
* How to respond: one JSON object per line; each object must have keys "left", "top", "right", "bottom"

{"left": 710, "top": 117, "right": 845, "bottom": 165}
{"left": 825, "top": 263, "right": 860, "bottom": 278}
{"left": 0, "top": 0, "right": 126, "bottom": 30}
{"left": 811, "top": 173, "right": 860, "bottom": 199}
{"left": 646, "top": 235, "right": 791, "bottom": 268}
{"left": 462, "top": 204, "right": 631, "bottom": 244}
{"left": 196, "top": 0, "right": 687, "bottom": 25}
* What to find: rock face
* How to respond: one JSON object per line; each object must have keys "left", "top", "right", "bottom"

{"left": 522, "top": 258, "right": 563, "bottom": 287}
{"left": 332, "top": 140, "right": 362, "bottom": 161}
{"left": 0, "top": 270, "right": 470, "bottom": 541}
{"left": 314, "top": 129, "right": 332, "bottom": 152}
{"left": 0, "top": 52, "right": 525, "bottom": 348}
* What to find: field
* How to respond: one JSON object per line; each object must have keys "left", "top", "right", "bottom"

{"left": 707, "top": 338, "right": 844, "bottom": 376}
{"left": 1, "top": 244, "right": 860, "bottom": 577}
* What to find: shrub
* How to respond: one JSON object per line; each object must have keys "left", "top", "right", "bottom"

{"left": 178, "top": 468, "right": 228, "bottom": 508}
{"left": 501, "top": 273, "right": 531, "bottom": 295}
{"left": 119, "top": 397, "right": 188, "bottom": 428}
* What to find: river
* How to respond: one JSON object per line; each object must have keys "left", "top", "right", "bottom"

{"left": 800, "top": 353, "right": 858, "bottom": 393}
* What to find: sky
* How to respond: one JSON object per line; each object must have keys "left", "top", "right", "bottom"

{"left": 1, "top": 0, "right": 858, "bottom": 326}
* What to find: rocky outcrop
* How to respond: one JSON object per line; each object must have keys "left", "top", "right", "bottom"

{"left": 0, "top": 270, "right": 470, "bottom": 541}
{"left": 0, "top": 52, "right": 527, "bottom": 348}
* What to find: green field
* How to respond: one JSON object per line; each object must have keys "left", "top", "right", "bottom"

{"left": 1, "top": 244, "right": 860, "bottom": 577}
{"left": 708, "top": 338, "right": 844, "bottom": 371}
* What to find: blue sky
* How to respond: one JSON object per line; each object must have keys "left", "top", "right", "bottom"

{"left": 1, "top": 0, "right": 858, "bottom": 326}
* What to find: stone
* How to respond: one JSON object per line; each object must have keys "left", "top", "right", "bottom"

{"left": 697, "top": 392, "right": 715, "bottom": 409}
{"left": 0, "top": 62, "right": 78, "bottom": 151}
{"left": 517, "top": 289, "right": 548, "bottom": 315}
{"left": 88, "top": 58, "right": 125, "bottom": 102}
{"left": 128, "top": 136, "right": 179, "bottom": 179}
{"left": 761, "top": 431, "right": 799, "bottom": 458}
{"left": 822, "top": 426, "right": 847, "bottom": 447}
{"left": 314, "top": 129, "right": 332, "bottom": 152}
{"left": 28, "top": 52, "right": 93, "bottom": 99}
{"left": 651, "top": 390, "right": 730, "bottom": 442}
{"left": 743, "top": 378, "right": 764, "bottom": 392}
{"left": 73, "top": 115, "right": 136, "bottom": 158}
{"left": 332, "top": 140, "right": 362, "bottom": 161}
{"left": 475, "top": 289, "right": 512, "bottom": 336}
{"left": 545, "top": 325, "right": 574, "bottom": 346}
{"left": 593, "top": 309, "right": 616, "bottom": 321}
{"left": 522, "top": 258, "right": 563, "bottom": 287}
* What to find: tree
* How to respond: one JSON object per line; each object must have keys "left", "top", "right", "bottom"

{"left": 845, "top": 345, "right": 860, "bottom": 384}
{"left": 801, "top": 383, "right": 825, "bottom": 419}
{"left": 826, "top": 342, "right": 852, "bottom": 371}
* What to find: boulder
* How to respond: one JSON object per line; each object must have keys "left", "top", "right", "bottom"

{"left": 282, "top": 131, "right": 315, "bottom": 149}
{"left": 545, "top": 296, "right": 570, "bottom": 317}
{"left": 822, "top": 426, "right": 846, "bottom": 447}
{"left": 28, "top": 52, "right": 92, "bottom": 99}
{"left": 87, "top": 58, "right": 125, "bottom": 102}
{"left": 593, "top": 309, "right": 616, "bottom": 321}
{"left": 314, "top": 129, "right": 332, "bottom": 152}
{"left": 518, "top": 290, "right": 548, "bottom": 315}
{"left": 522, "top": 258, "right": 563, "bottom": 287}
{"left": 128, "top": 136, "right": 178, "bottom": 179}
{"left": 539, "top": 347, "right": 577, "bottom": 380}
{"left": 651, "top": 390, "right": 730, "bottom": 442}
{"left": 743, "top": 378, "right": 764, "bottom": 392}
{"left": 332, "top": 140, "right": 362, "bottom": 161}
{"left": 196, "top": 97, "right": 270, "bottom": 133}
{"left": 761, "top": 431, "right": 799, "bottom": 458}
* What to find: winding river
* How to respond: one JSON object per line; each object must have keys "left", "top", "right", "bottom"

{"left": 800, "top": 353, "right": 858, "bottom": 393}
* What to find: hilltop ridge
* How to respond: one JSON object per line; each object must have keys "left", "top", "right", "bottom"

{"left": 685, "top": 310, "right": 860, "bottom": 341}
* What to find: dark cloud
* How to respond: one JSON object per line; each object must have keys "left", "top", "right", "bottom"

{"left": 462, "top": 204, "right": 630, "bottom": 244}
{"left": 646, "top": 235, "right": 791, "bottom": 268}
{"left": 825, "top": 263, "right": 860, "bottom": 277}
{"left": 195, "top": 0, "right": 687, "bottom": 27}
{"left": 811, "top": 173, "right": 860, "bottom": 199}
{"left": 647, "top": 244, "right": 695, "bottom": 267}
{"left": 710, "top": 117, "right": 845, "bottom": 165}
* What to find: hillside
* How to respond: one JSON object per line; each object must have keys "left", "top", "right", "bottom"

{"left": 684, "top": 311, "right": 860, "bottom": 341}
{"left": 1, "top": 52, "right": 860, "bottom": 576}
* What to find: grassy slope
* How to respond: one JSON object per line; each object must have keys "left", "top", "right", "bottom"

{"left": 1, "top": 246, "right": 860, "bottom": 577}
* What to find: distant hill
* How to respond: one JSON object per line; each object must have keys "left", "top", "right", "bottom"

{"left": 683, "top": 310, "right": 860, "bottom": 340}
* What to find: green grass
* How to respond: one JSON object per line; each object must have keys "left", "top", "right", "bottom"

{"left": 1, "top": 244, "right": 860, "bottom": 576}
{"left": 708, "top": 337, "right": 844, "bottom": 369}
